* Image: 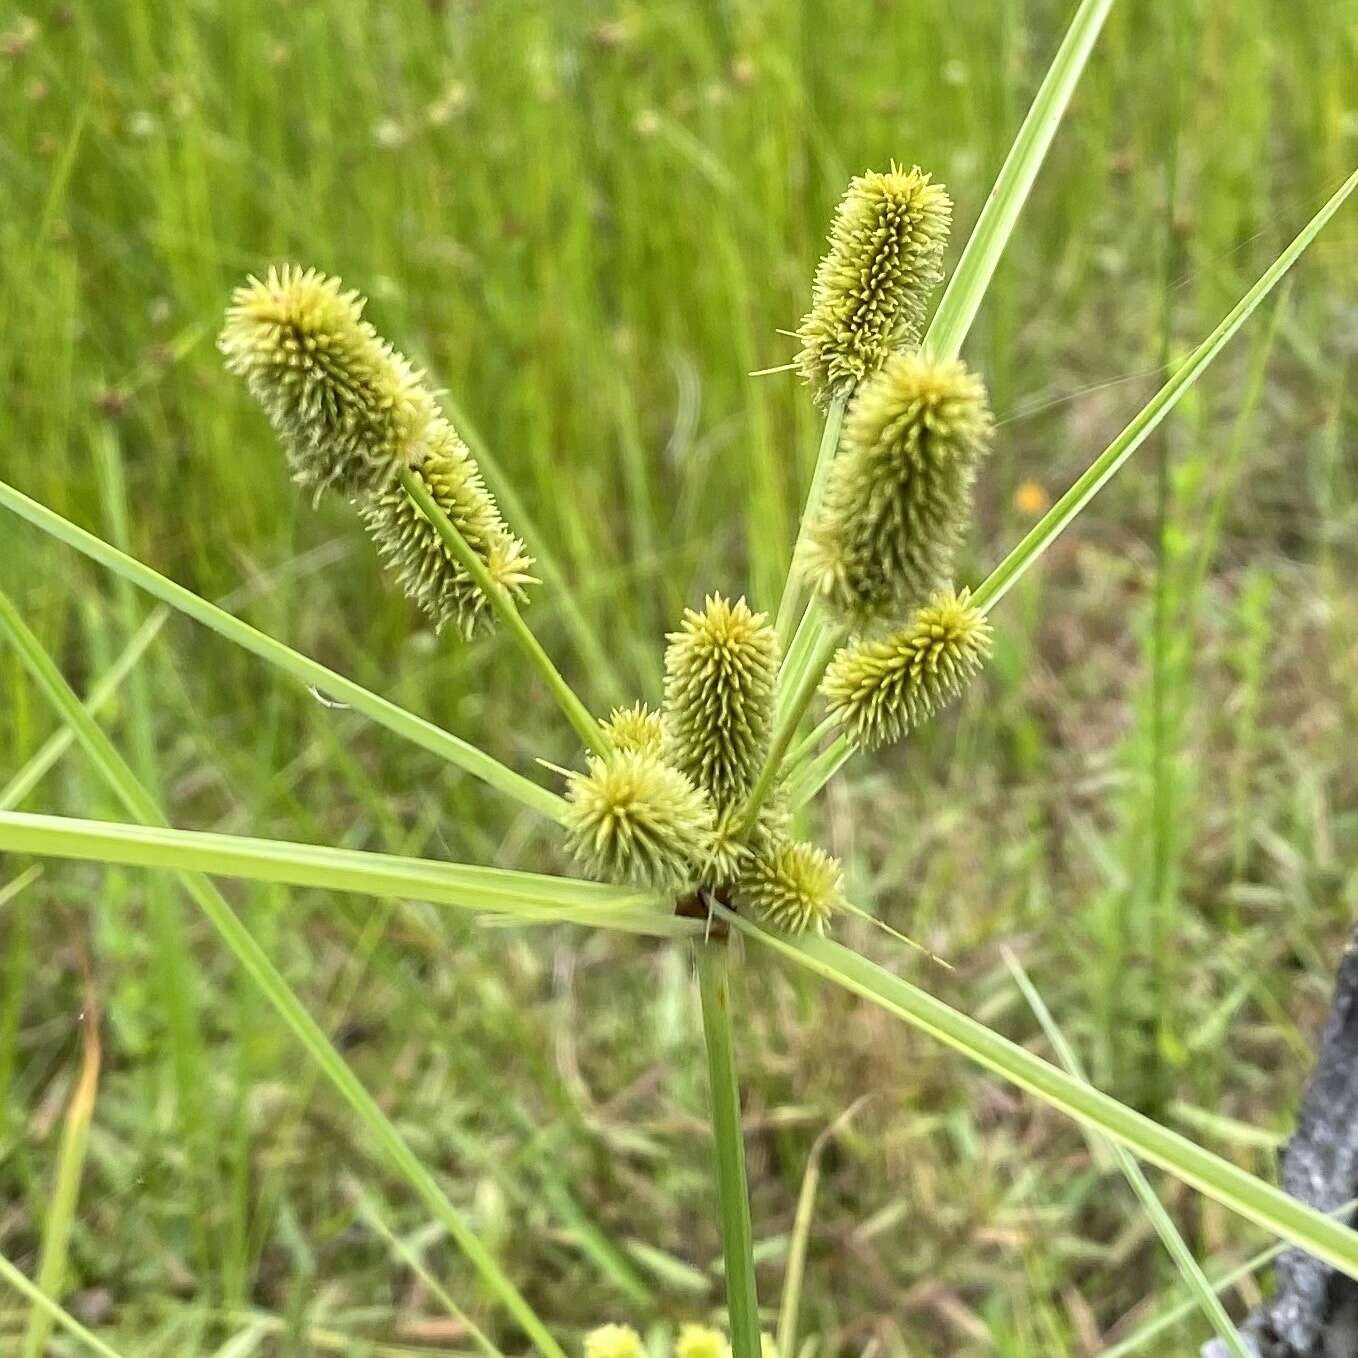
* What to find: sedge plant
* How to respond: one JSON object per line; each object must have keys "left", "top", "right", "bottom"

{"left": 3, "top": 1, "right": 1358, "bottom": 1353}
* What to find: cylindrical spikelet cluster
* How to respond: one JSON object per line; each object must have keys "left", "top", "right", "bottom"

{"left": 358, "top": 419, "right": 534, "bottom": 637}
{"left": 798, "top": 352, "right": 992, "bottom": 624}
{"left": 663, "top": 595, "right": 779, "bottom": 812}
{"left": 562, "top": 751, "right": 716, "bottom": 890}
{"left": 796, "top": 165, "right": 952, "bottom": 406}
{"left": 221, "top": 265, "right": 533, "bottom": 635}
{"left": 821, "top": 589, "right": 992, "bottom": 752}
{"left": 736, "top": 836, "right": 845, "bottom": 935}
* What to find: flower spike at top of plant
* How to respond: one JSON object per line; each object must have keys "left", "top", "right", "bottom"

{"left": 563, "top": 750, "right": 715, "bottom": 889}
{"left": 822, "top": 588, "right": 992, "bottom": 752}
{"left": 599, "top": 702, "right": 667, "bottom": 758}
{"left": 220, "top": 265, "right": 437, "bottom": 498}
{"left": 664, "top": 595, "right": 779, "bottom": 812}
{"left": 359, "top": 420, "right": 536, "bottom": 638}
{"left": 796, "top": 165, "right": 952, "bottom": 406}
{"left": 737, "top": 836, "right": 845, "bottom": 935}
{"left": 798, "top": 352, "right": 992, "bottom": 624}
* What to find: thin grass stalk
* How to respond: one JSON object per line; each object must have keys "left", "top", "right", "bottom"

{"left": 723, "top": 911, "right": 1358, "bottom": 1279}
{"left": 0, "top": 588, "right": 566, "bottom": 1358}
{"left": 969, "top": 165, "right": 1358, "bottom": 616}
{"left": 396, "top": 465, "right": 608, "bottom": 757}
{"left": 0, "top": 1249, "right": 126, "bottom": 1358}
{"left": 697, "top": 944, "right": 761, "bottom": 1358}
{"left": 1005, "top": 952, "right": 1250, "bottom": 1358}
{"left": 0, "top": 478, "right": 565, "bottom": 823}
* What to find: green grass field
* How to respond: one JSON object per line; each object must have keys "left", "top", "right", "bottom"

{"left": 3, "top": 1, "right": 1358, "bottom": 1353}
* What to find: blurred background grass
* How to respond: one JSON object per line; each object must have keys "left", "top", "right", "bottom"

{"left": 2, "top": 0, "right": 1357, "bottom": 1353}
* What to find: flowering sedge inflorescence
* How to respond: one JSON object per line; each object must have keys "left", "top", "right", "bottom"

{"left": 584, "top": 1322, "right": 778, "bottom": 1358}
{"left": 221, "top": 265, "right": 534, "bottom": 638}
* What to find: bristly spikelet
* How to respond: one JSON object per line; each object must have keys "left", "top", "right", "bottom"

{"left": 795, "top": 165, "right": 952, "bottom": 406}
{"left": 220, "top": 265, "right": 437, "bottom": 497}
{"left": 584, "top": 1326, "right": 645, "bottom": 1358}
{"left": 600, "top": 703, "right": 667, "bottom": 759}
{"left": 676, "top": 1327, "right": 727, "bottom": 1358}
{"left": 705, "top": 793, "right": 790, "bottom": 884}
{"left": 563, "top": 751, "right": 715, "bottom": 889}
{"left": 737, "top": 837, "right": 845, "bottom": 935}
{"left": 821, "top": 588, "right": 992, "bottom": 752}
{"left": 357, "top": 419, "right": 535, "bottom": 637}
{"left": 663, "top": 595, "right": 779, "bottom": 812}
{"left": 798, "top": 352, "right": 992, "bottom": 624}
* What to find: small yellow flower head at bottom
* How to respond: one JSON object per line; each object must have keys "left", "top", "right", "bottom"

{"left": 584, "top": 1326, "right": 645, "bottom": 1358}
{"left": 704, "top": 793, "right": 790, "bottom": 886}
{"left": 219, "top": 265, "right": 437, "bottom": 498}
{"left": 563, "top": 751, "right": 716, "bottom": 889}
{"left": 676, "top": 1326, "right": 728, "bottom": 1358}
{"left": 737, "top": 837, "right": 845, "bottom": 935}
{"left": 600, "top": 702, "right": 667, "bottom": 759}
{"left": 358, "top": 418, "right": 536, "bottom": 637}
{"left": 822, "top": 589, "right": 992, "bottom": 752}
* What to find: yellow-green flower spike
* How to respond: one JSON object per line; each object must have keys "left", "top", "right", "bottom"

{"left": 663, "top": 595, "right": 779, "bottom": 812}
{"left": 220, "top": 265, "right": 437, "bottom": 497}
{"left": 798, "top": 352, "right": 992, "bottom": 624}
{"left": 706, "top": 794, "right": 790, "bottom": 885}
{"left": 795, "top": 165, "right": 952, "bottom": 406}
{"left": 584, "top": 1326, "right": 645, "bottom": 1358}
{"left": 737, "top": 837, "right": 845, "bottom": 935}
{"left": 676, "top": 1326, "right": 728, "bottom": 1358}
{"left": 821, "top": 589, "right": 992, "bottom": 752}
{"left": 599, "top": 702, "right": 667, "bottom": 759}
{"left": 563, "top": 751, "right": 715, "bottom": 889}
{"left": 358, "top": 418, "right": 535, "bottom": 637}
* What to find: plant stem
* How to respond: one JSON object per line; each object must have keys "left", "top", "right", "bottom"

{"left": 398, "top": 465, "right": 609, "bottom": 758}
{"left": 739, "top": 625, "right": 843, "bottom": 834}
{"left": 774, "top": 395, "right": 846, "bottom": 648}
{"left": 0, "top": 587, "right": 567, "bottom": 1358}
{"left": 0, "top": 477, "right": 564, "bottom": 822}
{"left": 696, "top": 944, "right": 761, "bottom": 1358}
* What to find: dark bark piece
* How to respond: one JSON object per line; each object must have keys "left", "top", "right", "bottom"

{"left": 1203, "top": 926, "right": 1358, "bottom": 1358}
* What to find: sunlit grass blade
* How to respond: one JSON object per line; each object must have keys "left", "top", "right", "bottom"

{"left": 971, "top": 165, "right": 1358, "bottom": 615}
{"left": 0, "top": 479, "right": 565, "bottom": 823}
{"left": 20, "top": 978, "right": 101, "bottom": 1358}
{"left": 1004, "top": 950, "right": 1250, "bottom": 1358}
{"left": 0, "top": 1248, "right": 126, "bottom": 1358}
{"left": 722, "top": 910, "right": 1358, "bottom": 1280}
{"left": 696, "top": 944, "right": 761, "bottom": 1358}
{"left": 923, "top": 0, "right": 1116, "bottom": 362}
{"left": 0, "top": 809, "right": 685, "bottom": 935}
{"left": 0, "top": 587, "right": 565, "bottom": 1358}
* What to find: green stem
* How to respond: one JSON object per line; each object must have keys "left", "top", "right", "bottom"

{"left": 0, "top": 477, "right": 564, "bottom": 823}
{"left": 774, "top": 395, "right": 846, "bottom": 649}
{"left": 0, "top": 588, "right": 567, "bottom": 1358}
{"left": 398, "top": 465, "right": 608, "bottom": 759}
{"left": 969, "top": 165, "right": 1358, "bottom": 617}
{"left": 696, "top": 945, "right": 761, "bottom": 1358}
{"left": 740, "top": 626, "right": 843, "bottom": 834}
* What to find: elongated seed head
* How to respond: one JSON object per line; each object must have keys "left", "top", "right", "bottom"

{"left": 584, "top": 1327, "right": 645, "bottom": 1358}
{"left": 822, "top": 589, "right": 991, "bottom": 751}
{"left": 796, "top": 165, "right": 952, "bottom": 406}
{"left": 600, "top": 702, "right": 667, "bottom": 759}
{"left": 357, "top": 419, "right": 535, "bottom": 637}
{"left": 220, "top": 265, "right": 437, "bottom": 497}
{"left": 563, "top": 751, "right": 715, "bottom": 889}
{"left": 799, "top": 352, "right": 992, "bottom": 624}
{"left": 737, "top": 836, "right": 845, "bottom": 935}
{"left": 663, "top": 595, "right": 779, "bottom": 811}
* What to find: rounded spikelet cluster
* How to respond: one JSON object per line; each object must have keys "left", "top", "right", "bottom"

{"left": 563, "top": 751, "right": 715, "bottom": 890}
{"left": 705, "top": 792, "right": 791, "bottom": 884}
{"left": 737, "top": 837, "right": 845, "bottom": 935}
{"left": 796, "top": 165, "right": 952, "bottom": 406}
{"left": 219, "top": 265, "right": 436, "bottom": 497}
{"left": 663, "top": 595, "right": 779, "bottom": 811}
{"left": 798, "top": 352, "right": 992, "bottom": 624}
{"left": 358, "top": 420, "right": 535, "bottom": 637}
{"left": 822, "top": 589, "right": 992, "bottom": 752}
{"left": 600, "top": 703, "right": 667, "bottom": 759}
{"left": 584, "top": 1327, "right": 645, "bottom": 1358}
{"left": 676, "top": 1327, "right": 728, "bottom": 1358}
